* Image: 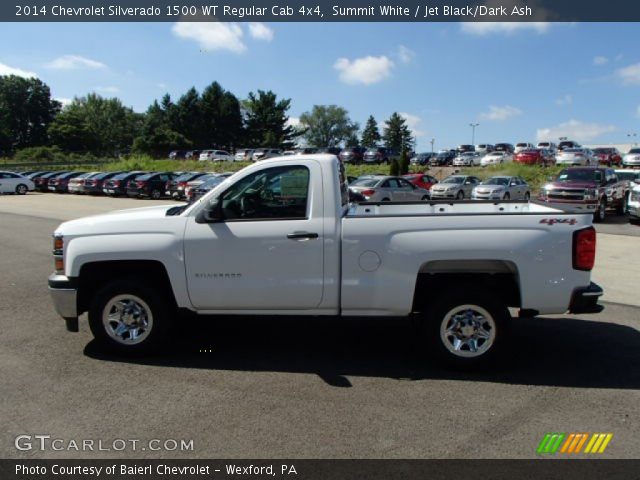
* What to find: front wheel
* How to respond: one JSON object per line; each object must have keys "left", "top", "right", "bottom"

{"left": 424, "top": 290, "right": 510, "bottom": 369}
{"left": 594, "top": 198, "right": 606, "bottom": 223}
{"left": 616, "top": 194, "right": 628, "bottom": 216}
{"left": 88, "top": 279, "right": 174, "bottom": 354}
{"left": 150, "top": 189, "right": 161, "bottom": 200}
{"left": 456, "top": 191, "right": 464, "bottom": 200}
{"left": 15, "top": 184, "right": 28, "bottom": 195}
{"left": 524, "top": 192, "right": 530, "bottom": 201}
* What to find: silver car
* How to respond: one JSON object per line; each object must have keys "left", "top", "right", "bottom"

{"left": 430, "top": 175, "right": 481, "bottom": 200}
{"left": 555, "top": 148, "right": 596, "bottom": 166}
{"left": 453, "top": 152, "right": 481, "bottom": 167}
{"left": 622, "top": 148, "right": 640, "bottom": 168}
{"left": 472, "top": 176, "right": 531, "bottom": 201}
{"left": 348, "top": 175, "right": 430, "bottom": 202}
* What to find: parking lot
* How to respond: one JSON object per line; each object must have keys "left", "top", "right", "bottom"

{"left": 1, "top": 193, "right": 639, "bottom": 459}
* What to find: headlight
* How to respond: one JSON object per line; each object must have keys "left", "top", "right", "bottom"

{"left": 53, "top": 235, "right": 64, "bottom": 274}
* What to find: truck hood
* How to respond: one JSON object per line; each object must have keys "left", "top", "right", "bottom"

{"left": 54, "top": 204, "right": 186, "bottom": 236}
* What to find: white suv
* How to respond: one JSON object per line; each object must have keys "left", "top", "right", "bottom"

{"left": 515, "top": 142, "right": 535, "bottom": 153}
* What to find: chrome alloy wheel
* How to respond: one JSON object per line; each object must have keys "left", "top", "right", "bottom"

{"left": 102, "top": 294, "right": 153, "bottom": 345}
{"left": 439, "top": 304, "right": 496, "bottom": 358}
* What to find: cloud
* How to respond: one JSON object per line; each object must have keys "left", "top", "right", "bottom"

{"left": 397, "top": 45, "right": 415, "bottom": 64}
{"left": 556, "top": 94, "right": 573, "bottom": 106}
{"left": 55, "top": 97, "right": 73, "bottom": 107}
{"left": 636, "top": 106, "right": 640, "bottom": 118}
{"left": 593, "top": 56, "right": 608, "bottom": 66}
{"left": 334, "top": 55, "right": 394, "bottom": 86}
{"left": 536, "top": 120, "right": 615, "bottom": 142}
{"left": 46, "top": 55, "right": 106, "bottom": 70}
{"left": 460, "top": 22, "right": 551, "bottom": 35}
{"left": 157, "top": 83, "right": 168, "bottom": 90}
{"left": 95, "top": 86, "right": 120, "bottom": 94}
{"left": 616, "top": 63, "right": 640, "bottom": 86}
{"left": 480, "top": 105, "right": 522, "bottom": 121}
{"left": 0, "top": 62, "right": 37, "bottom": 78}
{"left": 172, "top": 21, "right": 246, "bottom": 53}
{"left": 399, "top": 112, "right": 425, "bottom": 137}
{"left": 248, "top": 22, "right": 274, "bottom": 42}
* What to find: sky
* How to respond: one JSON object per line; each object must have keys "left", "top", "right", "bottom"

{"left": 1, "top": 21, "right": 639, "bottom": 151}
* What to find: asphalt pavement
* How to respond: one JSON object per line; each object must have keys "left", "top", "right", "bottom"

{"left": 0, "top": 194, "right": 638, "bottom": 459}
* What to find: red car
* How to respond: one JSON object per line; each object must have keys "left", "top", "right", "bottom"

{"left": 592, "top": 147, "right": 622, "bottom": 166}
{"left": 514, "top": 149, "right": 552, "bottom": 166}
{"left": 403, "top": 173, "right": 439, "bottom": 191}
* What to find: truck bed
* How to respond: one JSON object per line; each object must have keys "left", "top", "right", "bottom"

{"left": 347, "top": 200, "right": 565, "bottom": 217}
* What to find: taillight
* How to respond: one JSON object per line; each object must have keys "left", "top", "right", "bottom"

{"left": 573, "top": 227, "right": 596, "bottom": 271}
{"left": 361, "top": 189, "right": 376, "bottom": 197}
{"left": 136, "top": 181, "right": 147, "bottom": 187}
{"left": 179, "top": 181, "right": 187, "bottom": 187}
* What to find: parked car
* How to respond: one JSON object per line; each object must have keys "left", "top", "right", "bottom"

{"left": 628, "top": 183, "right": 640, "bottom": 223}
{"left": 48, "top": 155, "right": 604, "bottom": 368}
{"left": 514, "top": 148, "right": 553, "bottom": 166}
{"left": 480, "top": 151, "right": 513, "bottom": 167}
{"left": 252, "top": 148, "right": 282, "bottom": 161}
{"left": 184, "top": 150, "right": 201, "bottom": 160}
{"left": 430, "top": 175, "right": 481, "bottom": 199}
{"left": 234, "top": 149, "right": 254, "bottom": 161}
{"left": 429, "top": 150, "right": 456, "bottom": 166}
{"left": 592, "top": 147, "right": 622, "bottom": 166}
{"left": 494, "top": 143, "right": 515, "bottom": 154}
{"left": 453, "top": 152, "right": 481, "bottom": 167}
{"left": 614, "top": 169, "right": 640, "bottom": 186}
{"left": 103, "top": 171, "right": 147, "bottom": 197}
{"left": 475, "top": 144, "right": 494, "bottom": 155}
{"left": 199, "top": 150, "right": 233, "bottom": 162}
{"left": 166, "top": 172, "right": 209, "bottom": 200}
{"left": 363, "top": 147, "right": 398, "bottom": 165}
{"left": 558, "top": 140, "right": 581, "bottom": 151}
{"left": 126, "top": 172, "right": 177, "bottom": 199}
{"left": 622, "top": 148, "right": 640, "bottom": 168}
{"left": 348, "top": 175, "right": 430, "bottom": 201}
{"left": 34, "top": 171, "right": 68, "bottom": 192}
{"left": 68, "top": 172, "right": 101, "bottom": 194}
{"left": 48, "top": 171, "right": 86, "bottom": 193}
{"left": 539, "top": 167, "right": 629, "bottom": 222}
{"left": 472, "top": 176, "right": 530, "bottom": 201}
{"left": 295, "top": 147, "right": 317, "bottom": 155}
{"left": 316, "top": 147, "right": 342, "bottom": 155}
{"left": 83, "top": 171, "right": 124, "bottom": 195}
{"left": 168, "top": 150, "right": 187, "bottom": 160}
{"left": 456, "top": 144, "right": 475, "bottom": 153}
{"left": 403, "top": 173, "right": 438, "bottom": 191}
{"left": 184, "top": 173, "right": 233, "bottom": 199}
{"left": 536, "top": 141, "right": 557, "bottom": 153}
{"left": 187, "top": 175, "right": 228, "bottom": 203}
{"left": 410, "top": 153, "right": 433, "bottom": 166}
{"left": 0, "top": 171, "right": 35, "bottom": 194}
{"left": 514, "top": 142, "right": 535, "bottom": 154}
{"left": 555, "top": 148, "right": 595, "bottom": 166}
{"left": 339, "top": 147, "right": 366, "bottom": 164}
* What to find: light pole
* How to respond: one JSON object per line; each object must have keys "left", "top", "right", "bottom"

{"left": 469, "top": 123, "right": 479, "bottom": 145}
{"left": 430, "top": 138, "right": 435, "bottom": 156}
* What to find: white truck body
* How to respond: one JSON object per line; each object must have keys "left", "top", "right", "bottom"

{"left": 49, "top": 155, "right": 603, "bottom": 364}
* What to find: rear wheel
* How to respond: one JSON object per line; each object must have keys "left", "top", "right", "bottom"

{"left": 503, "top": 193, "right": 510, "bottom": 200}
{"left": 88, "top": 279, "right": 174, "bottom": 354}
{"left": 594, "top": 198, "right": 607, "bottom": 223}
{"left": 423, "top": 290, "right": 509, "bottom": 369}
{"left": 15, "top": 184, "right": 28, "bottom": 195}
{"left": 150, "top": 189, "right": 161, "bottom": 200}
{"left": 616, "top": 194, "right": 628, "bottom": 215}
{"left": 381, "top": 197, "right": 391, "bottom": 202}
{"left": 421, "top": 195, "right": 429, "bottom": 201}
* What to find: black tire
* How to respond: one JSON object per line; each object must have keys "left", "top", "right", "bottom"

{"left": 524, "top": 192, "right": 530, "bottom": 201}
{"left": 503, "top": 193, "right": 510, "bottom": 200}
{"left": 421, "top": 195, "right": 429, "bottom": 201}
{"left": 593, "top": 198, "right": 606, "bottom": 223}
{"left": 456, "top": 190, "right": 464, "bottom": 200}
{"left": 423, "top": 290, "right": 510, "bottom": 369}
{"left": 150, "top": 189, "right": 161, "bottom": 200}
{"left": 381, "top": 197, "right": 391, "bottom": 202}
{"left": 15, "top": 184, "right": 28, "bottom": 195}
{"left": 615, "top": 194, "right": 628, "bottom": 216}
{"left": 88, "top": 279, "right": 174, "bottom": 354}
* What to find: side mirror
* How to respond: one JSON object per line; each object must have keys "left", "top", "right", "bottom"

{"left": 195, "top": 199, "right": 223, "bottom": 224}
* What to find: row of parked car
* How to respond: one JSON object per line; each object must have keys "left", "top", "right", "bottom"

{"left": 2, "top": 170, "right": 235, "bottom": 203}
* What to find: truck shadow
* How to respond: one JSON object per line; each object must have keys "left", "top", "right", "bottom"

{"left": 84, "top": 314, "right": 640, "bottom": 390}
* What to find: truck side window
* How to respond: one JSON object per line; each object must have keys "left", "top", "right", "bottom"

{"left": 220, "top": 166, "right": 310, "bottom": 221}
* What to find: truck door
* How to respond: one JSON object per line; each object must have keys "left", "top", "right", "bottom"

{"left": 183, "top": 163, "right": 324, "bottom": 310}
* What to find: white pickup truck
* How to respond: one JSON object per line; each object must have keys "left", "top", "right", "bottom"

{"left": 49, "top": 155, "right": 603, "bottom": 368}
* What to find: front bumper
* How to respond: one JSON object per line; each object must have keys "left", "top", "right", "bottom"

{"left": 48, "top": 274, "right": 79, "bottom": 331}
{"left": 568, "top": 282, "right": 604, "bottom": 314}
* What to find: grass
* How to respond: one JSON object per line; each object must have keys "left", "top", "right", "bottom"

{"left": 3, "top": 155, "right": 562, "bottom": 192}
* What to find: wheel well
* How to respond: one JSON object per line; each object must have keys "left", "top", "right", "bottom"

{"left": 411, "top": 269, "right": 521, "bottom": 313}
{"left": 77, "top": 260, "right": 176, "bottom": 315}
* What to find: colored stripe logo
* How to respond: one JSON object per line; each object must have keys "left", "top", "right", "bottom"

{"left": 537, "top": 433, "right": 613, "bottom": 454}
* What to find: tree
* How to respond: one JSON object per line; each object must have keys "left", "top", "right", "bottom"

{"left": 243, "top": 90, "right": 298, "bottom": 149}
{"left": 199, "top": 82, "right": 243, "bottom": 149}
{"left": 132, "top": 100, "right": 190, "bottom": 157}
{"left": 0, "top": 75, "right": 60, "bottom": 154}
{"left": 299, "top": 105, "right": 359, "bottom": 148}
{"left": 382, "top": 112, "right": 414, "bottom": 152}
{"left": 48, "top": 93, "right": 142, "bottom": 156}
{"left": 361, "top": 115, "right": 381, "bottom": 147}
